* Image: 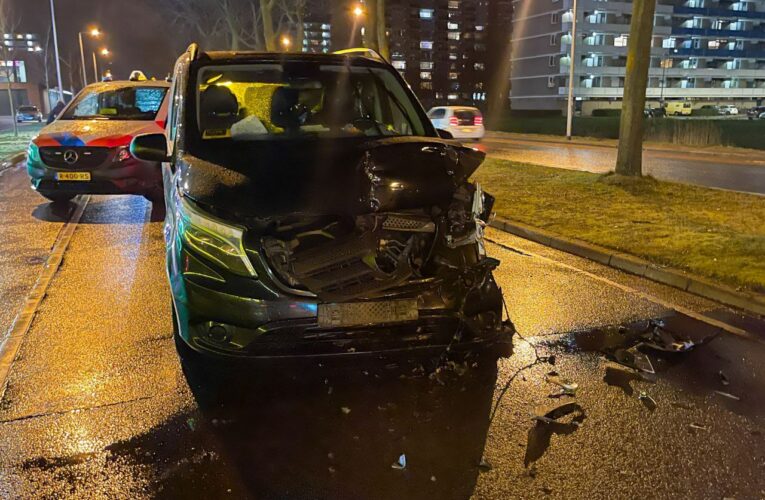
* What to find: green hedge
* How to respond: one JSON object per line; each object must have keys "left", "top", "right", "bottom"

{"left": 492, "top": 115, "right": 765, "bottom": 150}
{"left": 591, "top": 109, "right": 622, "bottom": 117}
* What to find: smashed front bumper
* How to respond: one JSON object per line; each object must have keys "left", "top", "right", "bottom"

{"left": 173, "top": 246, "right": 512, "bottom": 359}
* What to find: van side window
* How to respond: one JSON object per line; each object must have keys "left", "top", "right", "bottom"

{"left": 429, "top": 108, "right": 446, "bottom": 119}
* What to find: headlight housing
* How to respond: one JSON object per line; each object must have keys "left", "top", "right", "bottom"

{"left": 178, "top": 196, "right": 257, "bottom": 277}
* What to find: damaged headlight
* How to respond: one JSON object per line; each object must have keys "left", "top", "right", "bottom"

{"left": 27, "top": 143, "right": 41, "bottom": 164}
{"left": 178, "top": 196, "right": 257, "bottom": 277}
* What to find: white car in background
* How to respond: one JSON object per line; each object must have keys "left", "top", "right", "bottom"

{"left": 427, "top": 106, "right": 485, "bottom": 140}
{"left": 718, "top": 105, "right": 739, "bottom": 115}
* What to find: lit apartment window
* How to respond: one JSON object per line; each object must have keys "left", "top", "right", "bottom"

{"left": 392, "top": 60, "right": 406, "bottom": 70}
{"left": 614, "top": 35, "right": 628, "bottom": 47}
{"left": 474, "top": 62, "right": 485, "bottom": 70}
{"left": 708, "top": 39, "right": 721, "bottom": 49}
{"left": 449, "top": 72, "right": 459, "bottom": 80}
{"left": 449, "top": 53, "right": 457, "bottom": 60}
{"left": 663, "top": 37, "right": 676, "bottom": 49}
{"left": 448, "top": 93, "right": 459, "bottom": 100}
{"left": 420, "top": 81, "right": 433, "bottom": 89}
{"left": 550, "top": 34, "right": 558, "bottom": 46}
{"left": 448, "top": 32, "right": 460, "bottom": 40}
{"left": 448, "top": 1, "right": 459, "bottom": 9}
{"left": 420, "top": 41, "right": 433, "bottom": 50}
{"left": 420, "top": 71, "right": 432, "bottom": 80}
{"left": 419, "top": 9, "right": 434, "bottom": 19}
{"left": 420, "top": 61, "right": 434, "bottom": 69}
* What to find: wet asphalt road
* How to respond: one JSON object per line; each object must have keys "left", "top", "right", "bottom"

{"left": 480, "top": 132, "right": 765, "bottom": 195}
{"left": 0, "top": 164, "right": 764, "bottom": 499}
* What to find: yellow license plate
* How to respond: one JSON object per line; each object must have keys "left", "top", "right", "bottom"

{"left": 56, "top": 172, "right": 91, "bottom": 181}
{"left": 462, "top": 128, "right": 473, "bottom": 132}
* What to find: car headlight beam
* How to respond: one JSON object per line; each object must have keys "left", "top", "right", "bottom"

{"left": 178, "top": 196, "right": 257, "bottom": 277}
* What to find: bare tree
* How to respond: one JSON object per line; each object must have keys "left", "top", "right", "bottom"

{"left": 165, "top": 0, "right": 309, "bottom": 53}
{"left": 363, "top": 0, "right": 388, "bottom": 59}
{"left": 0, "top": 0, "right": 19, "bottom": 136}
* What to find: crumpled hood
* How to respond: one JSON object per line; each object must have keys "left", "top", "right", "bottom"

{"left": 179, "top": 137, "right": 485, "bottom": 221}
{"left": 33, "top": 119, "right": 164, "bottom": 148}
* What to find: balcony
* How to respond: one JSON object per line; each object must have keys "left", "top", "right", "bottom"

{"left": 671, "top": 27, "right": 765, "bottom": 39}
{"left": 673, "top": 6, "right": 765, "bottom": 20}
{"left": 558, "top": 86, "right": 765, "bottom": 98}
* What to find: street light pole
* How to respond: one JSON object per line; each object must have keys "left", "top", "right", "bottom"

{"left": 49, "top": 0, "right": 64, "bottom": 102}
{"left": 92, "top": 52, "right": 98, "bottom": 82}
{"left": 565, "top": 0, "right": 578, "bottom": 140}
{"left": 78, "top": 32, "right": 88, "bottom": 87}
{"left": 660, "top": 52, "right": 668, "bottom": 103}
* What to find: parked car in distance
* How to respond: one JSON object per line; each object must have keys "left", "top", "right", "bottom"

{"left": 26, "top": 80, "right": 170, "bottom": 203}
{"left": 130, "top": 45, "right": 511, "bottom": 360}
{"left": 718, "top": 104, "right": 739, "bottom": 115}
{"left": 746, "top": 106, "right": 765, "bottom": 120}
{"left": 427, "top": 106, "right": 485, "bottom": 140}
{"left": 644, "top": 106, "right": 666, "bottom": 118}
{"left": 16, "top": 105, "right": 43, "bottom": 123}
{"left": 664, "top": 101, "right": 693, "bottom": 116}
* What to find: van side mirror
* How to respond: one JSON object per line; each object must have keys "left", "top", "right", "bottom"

{"left": 436, "top": 129, "right": 454, "bottom": 139}
{"left": 130, "top": 133, "right": 170, "bottom": 162}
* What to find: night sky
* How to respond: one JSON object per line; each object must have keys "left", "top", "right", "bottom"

{"left": 14, "top": 0, "right": 193, "bottom": 81}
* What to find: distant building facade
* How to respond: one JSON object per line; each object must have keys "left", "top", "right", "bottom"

{"left": 511, "top": 0, "right": 765, "bottom": 115}
{"left": 386, "top": 0, "right": 512, "bottom": 110}
{"left": 0, "top": 33, "right": 50, "bottom": 115}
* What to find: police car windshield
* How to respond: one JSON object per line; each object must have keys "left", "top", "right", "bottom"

{"left": 61, "top": 86, "right": 167, "bottom": 121}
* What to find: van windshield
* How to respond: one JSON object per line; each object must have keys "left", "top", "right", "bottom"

{"left": 192, "top": 62, "right": 429, "bottom": 142}
{"left": 61, "top": 85, "right": 168, "bottom": 121}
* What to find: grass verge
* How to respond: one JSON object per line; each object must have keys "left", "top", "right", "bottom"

{"left": 0, "top": 124, "right": 42, "bottom": 159}
{"left": 473, "top": 158, "right": 765, "bottom": 293}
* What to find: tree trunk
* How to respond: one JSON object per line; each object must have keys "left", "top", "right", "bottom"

{"left": 365, "top": 0, "right": 380, "bottom": 52}
{"left": 615, "top": 0, "right": 657, "bottom": 176}
{"left": 376, "top": 0, "right": 389, "bottom": 60}
{"left": 261, "top": 0, "right": 276, "bottom": 51}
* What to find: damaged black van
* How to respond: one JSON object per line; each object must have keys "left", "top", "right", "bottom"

{"left": 130, "top": 45, "right": 513, "bottom": 359}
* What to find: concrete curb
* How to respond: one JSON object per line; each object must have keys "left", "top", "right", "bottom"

{"left": 489, "top": 217, "right": 765, "bottom": 317}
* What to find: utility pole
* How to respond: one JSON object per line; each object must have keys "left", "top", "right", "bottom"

{"left": 565, "top": 0, "right": 578, "bottom": 140}
{"left": 92, "top": 52, "right": 98, "bottom": 82}
{"left": 615, "top": 0, "right": 657, "bottom": 176}
{"left": 49, "top": 0, "right": 64, "bottom": 102}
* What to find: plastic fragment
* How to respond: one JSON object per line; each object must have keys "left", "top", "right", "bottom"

{"left": 689, "top": 423, "right": 709, "bottom": 431}
{"left": 391, "top": 454, "right": 407, "bottom": 470}
{"left": 714, "top": 390, "right": 740, "bottom": 401}
{"left": 544, "top": 371, "right": 578, "bottom": 395}
{"left": 718, "top": 371, "right": 730, "bottom": 386}
{"left": 638, "top": 391, "right": 657, "bottom": 412}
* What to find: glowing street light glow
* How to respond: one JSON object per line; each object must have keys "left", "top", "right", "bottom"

{"left": 89, "top": 28, "right": 101, "bottom": 37}
{"left": 353, "top": 4, "right": 364, "bottom": 17}
{"left": 100, "top": 48, "right": 110, "bottom": 56}
{"left": 281, "top": 36, "right": 291, "bottom": 50}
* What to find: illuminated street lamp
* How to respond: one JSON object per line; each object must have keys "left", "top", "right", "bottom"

{"left": 353, "top": 4, "right": 364, "bottom": 17}
{"left": 93, "top": 47, "right": 109, "bottom": 82}
{"left": 78, "top": 27, "right": 101, "bottom": 86}
{"left": 281, "top": 35, "right": 291, "bottom": 51}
